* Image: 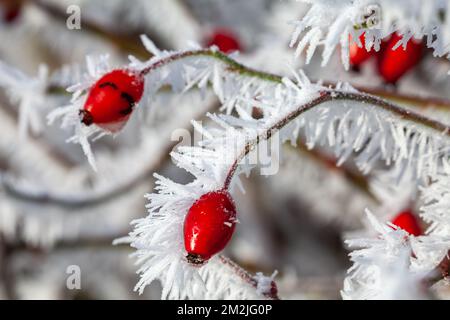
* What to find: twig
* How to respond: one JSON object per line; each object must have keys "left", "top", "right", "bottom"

{"left": 218, "top": 255, "right": 279, "bottom": 300}
{"left": 223, "top": 90, "right": 450, "bottom": 190}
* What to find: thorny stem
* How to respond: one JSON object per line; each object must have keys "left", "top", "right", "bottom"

{"left": 218, "top": 255, "right": 279, "bottom": 300}
{"left": 222, "top": 90, "right": 450, "bottom": 190}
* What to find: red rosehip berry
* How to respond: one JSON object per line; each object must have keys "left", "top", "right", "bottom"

{"left": 349, "top": 33, "right": 373, "bottom": 69}
{"left": 377, "top": 33, "right": 425, "bottom": 84}
{"left": 80, "top": 69, "right": 144, "bottom": 132}
{"left": 1, "top": 0, "right": 21, "bottom": 23}
{"left": 206, "top": 28, "right": 242, "bottom": 54}
{"left": 391, "top": 210, "right": 423, "bottom": 236}
{"left": 184, "top": 190, "right": 237, "bottom": 265}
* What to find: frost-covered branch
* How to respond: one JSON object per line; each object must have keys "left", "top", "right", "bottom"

{"left": 30, "top": 0, "right": 160, "bottom": 58}
{"left": 0, "top": 62, "right": 49, "bottom": 139}
{"left": 49, "top": 38, "right": 450, "bottom": 172}
{"left": 5, "top": 45, "right": 450, "bottom": 207}
{"left": 223, "top": 89, "right": 450, "bottom": 190}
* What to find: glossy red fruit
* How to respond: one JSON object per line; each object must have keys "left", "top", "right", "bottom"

{"left": 349, "top": 33, "right": 373, "bottom": 68}
{"left": 391, "top": 210, "right": 423, "bottom": 236}
{"left": 184, "top": 190, "right": 237, "bottom": 265}
{"left": 377, "top": 33, "right": 425, "bottom": 84}
{"left": 80, "top": 69, "right": 144, "bottom": 132}
{"left": 206, "top": 28, "right": 242, "bottom": 54}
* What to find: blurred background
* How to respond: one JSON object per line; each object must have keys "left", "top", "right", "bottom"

{"left": 0, "top": 0, "right": 449, "bottom": 299}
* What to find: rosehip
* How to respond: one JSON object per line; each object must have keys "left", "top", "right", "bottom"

{"left": 377, "top": 33, "right": 425, "bottom": 84}
{"left": 184, "top": 190, "right": 237, "bottom": 265}
{"left": 391, "top": 210, "right": 422, "bottom": 236}
{"left": 349, "top": 33, "right": 373, "bottom": 69}
{"left": 1, "top": 0, "right": 21, "bottom": 23}
{"left": 206, "top": 28, "right": 242, "bottom": 54}
{"left": 80, "top": 69, "right": 144, "bottom": 132}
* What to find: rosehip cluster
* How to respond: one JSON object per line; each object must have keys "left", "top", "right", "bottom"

{"left": 349, "top": 33, "right": 425, "bottom": 84}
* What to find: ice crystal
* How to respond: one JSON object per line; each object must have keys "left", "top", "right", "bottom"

{"left": 0, "top": 62, "right": 49, "bottom": 139}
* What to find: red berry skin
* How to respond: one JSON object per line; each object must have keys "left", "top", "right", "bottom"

{"left": 184, "top": 190, "right": 237, "bottom": 265}
{"left": 4, "top": 7, "right": 20, "bottom": 24}
{"left": 391, "top": 210, "right": 423, "bottom": 236}
{"left": 349, "top": 33, "right": 373, "bottom": 68}
{"left": 377, "top": 33, "right": 425, "bottom": 84}
{"left": 81, "top": 69, "right": 144, "bottom": 132}
{"left": 1, "top": 0, "right": 21, "bottom": 24}
{"left": 206, "top": 28, "right": 242, "bottom": 54}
